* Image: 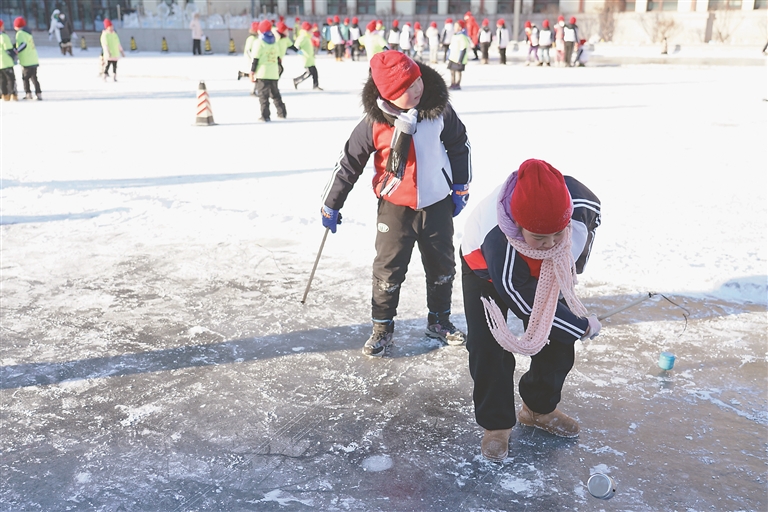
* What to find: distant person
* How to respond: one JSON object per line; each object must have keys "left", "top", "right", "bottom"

{"left": 524, "top": 21, "right": 540, "bottom": 66}
{"left": 274, "top": 21, "right": 294, "bottom": 76}
{"left": 100, "top": 19, "right": 124, "bottom": 82}
{"left": 426, "top": 21, "right": 439, "bottom": 63}
{"left": 189, "top": 12, "right": 203, "bottom": 55}
{"left": 359, "top": 20, "right": 388, "bottom": 63}
{"left": 58, "top": 13, "right": 75, "bottom": 56}
{"left": 13, "top": 17, "right": 42, "bottom": 100}
{"left": 293, "top": 21, "right": 322, "bottom": 90}
{"left": 464, "top": 11, "right": 480, "bottom": 60}
{"left": 447, "top": 20, "right": 471, "bottom": 90}
{"left": 399, "top": 22, "right": 413, "bottom": 57}
{"left": 460, "top": 159, "right": 602, "bottom": 461}
{"left": 495, "top": 19, "right": 509, "bottom": 65}
{"left": 555, "top": 15, "right": 566, "bottom": 66}
{"left": 240, "top": 21, "right": 260, "bottom": 94}
{"left": 413, "top": 22, "right": 425, "bottom": 61}
{"left": 539, "top": 19, "right": 553, "bottom": 66}
{"left": 575, "top": 38, "right": 590, "bottom": 67}
{"left": 0, "top": 19, "right": 19, "bottom": 101}
{"left": 349, "top": 17, "right": 362, "bottom": 61}
{"left": 478, "top": 18, "right": 491, "bottom": 64}
{"left": 250, "top": 20, "right": 286, "bottom": 121}
{"left": 329, "top": 16, "right": 345, "bottom": 61}
{"left": 564, "top": 17, "right": 579, "bottom": 67}
{"left": 440, "top": 18, "right": 453, "bottom": 62}
{"left": 321, "top": 51, "right": 472, "bottom": 357}
{"left": 387, "top": 19, "right": 401, "bottom": 52}
{"left": 48, "top": 9, "right": 61, "bottom": 45}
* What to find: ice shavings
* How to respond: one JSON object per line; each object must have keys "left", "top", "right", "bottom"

{"left": 686, "top": 388, "right": 768, "bottom": 426}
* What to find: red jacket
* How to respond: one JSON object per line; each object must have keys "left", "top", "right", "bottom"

{"left": 465, "top": 16, "right": 480, "bottom": 46}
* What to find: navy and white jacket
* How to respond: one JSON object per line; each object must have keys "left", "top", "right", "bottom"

{"left": 461, "top": 176, "right": 601, "bottom": 343}
{"left": 322, "top": 61, "right": 472, "bottom": 211}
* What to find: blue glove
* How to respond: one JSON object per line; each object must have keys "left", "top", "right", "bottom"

{"left": 321, "top": 205, "right": 342, "bottom": 233}
{"left": 451, "top": 184, "right": 469, "bottom": 217}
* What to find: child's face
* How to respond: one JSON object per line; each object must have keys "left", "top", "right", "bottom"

{"left": 521, "top": 228, "right": 566, "bottom": 250}
{"left": 390, "top": 76, "right": 424, "bottom": 110}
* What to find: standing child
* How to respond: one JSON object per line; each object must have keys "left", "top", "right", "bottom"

{"left": 250, "top": 20, "right": 286, "bottom": 121}
{"left": 100, "top": 19, "right": 124, "bottom": 82}
{"left": 478, "top": 19, "right": 492, "bottom": 64}
{"left": 524, "top": 21, "right": 540, "bottom": 66}
{"left": 321, "top": 51, "right": 472, "bottom": 357}
{"left": 190, "top": 13, "right": 203, "bottom": 55}
{"left": 13, "top": 17, "right": 42, "bottom": 100}
{"left": 239, "top": 21, "right": 260, "bottom": 94}
{"left": 555, "top": 16, "right": 566, "bottom": 67}
{"left": 440, "top": 18, "right": 454, "bottom": 62}
{"left": 349, "top": 17, "right": 362, "bottom": 61}
{"left": 412, "top": 22, "right": 425, "bottom": 61}
{"left": 539, "top": 19, "right": 553, "bottom": 66}
{"left": 426, "top": 21, "right": 439, "bottom": 63}
{"left": 399, "top": 22, "right": 413, "bottom": 57}
{"left": 274, "top": 21, "right": 294, "bottom": 76}
{"left": 495, "top": 19, "right": 509, "bottom": 65}
{"left": 460, "top": 159, "right": 602, "bottom": 461}
{"left": 447, "top": 20, "right": 470, "bottom": 90}
{"left": 1, "top": 20, "right": 18, "bottom": 101}
{"left": 58, "top": 14, "right": 75, "bottom": 56}
{"left": 387, "top": 19, "right": 401, "bottom": 52}
{"left": 293, "top": 22, "right": 322, "bottom": 90}
{"left": 564, "top": 17, "right": 579, "bottom": 67}
{"left": 329, "top": 16, "right": 346, "bottom": 61}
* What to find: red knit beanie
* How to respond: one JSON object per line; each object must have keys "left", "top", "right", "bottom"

{"left": 482, "top": 18, "right": 489, "bottom": 26}
{"left": 352, "top": 17, "right": 358, "bottom": 24}
{"left": 511, "top": 159, "right": 572, "bottom": 234}
{"left": 277, "top": 21, "right": 288, "bottom": 33}
{"left": 301, "top": 21, "right": 311, "bottom": 31}
{"left": 430, "top": 21, "right": 437, "bottom": 28}
{"left": 370, "top": 51, "right": 421, "bottom": 102}
{"left": 366, "top": 20, "right": 376, "bottom": 32}
{"left": 102, "top": 18, "right": 112, "bottom": 29}
{"left": 14, "top": 17, "right": 26, "bottom": 29}
{"left": 0, "top": 20, "right": 4, "bottom": 30}
{"left": 570, "top": 16, "right": 577, "bottom": 24}
{"left": 392, "top": 19, "right": 399, "bottom": 27}
{"left": 456, "top": 20, "right": 466, "bottom": 29}
{"left": 258, "top": 20, "right": 272, "bottom": 33}
{"left": 542, "top": 19, "right": 550, "bottom": 28}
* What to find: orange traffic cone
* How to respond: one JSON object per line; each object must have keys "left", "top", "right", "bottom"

{"left": 195, "top": 81, "right": 215, "bottom": 126}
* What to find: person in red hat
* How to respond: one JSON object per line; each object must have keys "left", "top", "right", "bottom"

{"left": 13, "top": 16, "right": 43, "bottom": 99}
{"left": 274, "top": 21, "right": 294, "bottom": 76}
{"left": 412, "top": 22, "right": 425, "bottom": 61}
{"left": 293, "top": 21, "right": 322, "bottom": 90}
{"left": 539, "top": 19, "right": 554, "bottom": 66}
{"left": 341, "top": 17, "right": 351, "bottom": 57}
{"left": 329, "top": 15, "right": 346, "bottom": 61}
{"left": 387, "top": 19, "right": 401, "bottom": 51}
{"left": 239, "top": 21, "right": 261, "bottom": 92}
{"left": 100, "top": 18, "right": 124, "bottom": 82}
{"left": 348, "top": 16, "right": 362, "bottom": 61}
{"left": 249, "top": 20, "right": 287, "bottom": 121}
{"left": 321, "top": 51, "right": 472, "bottom": 357}
{"left": 447, "top": 20, "right": 471, "bottom": 90}
{"left": 460, "top": 159, "right": 602, "bottom": 461}
{"left": 0, "top": 19, "right": 19, "bottom": 101}
{"left": 495, "top": 18, "right": 509, "bottom": 65}
{"left": 359, "top": 20, "right": 388, "bottom": 63}
{"left": 564, "top": 16, "right": 580, "bottom": 67}
{"left": 555, "top": 15, "right": 566, "bottom": 66}
{"left": 426, "top": 21, "right": 440, "bottom": 63}
{"left": 440, "top": 18, "right": 454, "bottom": 62}
{"left": 478, "top": 18, "right": 492, "bottom": 64}
{"left": 463, "top": 11, "right": 480, "bottom": 60}
{"left": 524, "top": 20, "right": 540, "bottom": 66}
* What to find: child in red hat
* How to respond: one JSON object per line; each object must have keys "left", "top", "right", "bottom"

{"left": 426, "top": 21, "right": 440, "bottom": 63}
{"left": 0, "top": 19, "right": 19, "bottom": 101}
{"left": 348, "top": 17, "right": 362, "bottom": 61}
{"left": 13, "top": 16, "right": 42, "bottom": 99}
{"left": 440, "top": 18, "right": 454, "bottom": 62}
{"left": 321, "top": 51, "right": 472, "bottom": 357}
{"left": 495, "top": 18, "right": 509, "bottom": 65}
{"left": 564, "top": 16, "right": 580, "bottom": 67}
{"left": 478, "top": 18, "right": 492, "bottom": 64}
{"left": 447, "top": 20, "right": 471, "bottom": 90}
{"left": 100, "top": 19, "right": 124, "bottom": 82}
{"left": 460, "top": 159, "right": 602, "bottom": 461}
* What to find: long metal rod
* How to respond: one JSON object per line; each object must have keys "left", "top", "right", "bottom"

{"left": 301, "top": 227, "right": 330, "bottom": 304}
{"left": 597, "top": 292, "right": 656, "bottom": 321}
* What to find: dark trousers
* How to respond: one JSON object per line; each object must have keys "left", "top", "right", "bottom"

{"left": 0, "top": 68, "right": 17, "bottom": 96}
{"left": 255, "top": 79, "right": 286, "bottom": 120}
{"left": 499, "top": 47, "right": 507, "bottom": 64}
{"left": 565, "top": 41, "right": 575, "bottom": 67}
{"left": 350, "top": 41, "right": 360, "bottom": 60}
{"left": 480, "top": 42, "right": 490, "bottom": 61}
{"left": 461, "top": 256, "right": 575, "bottom": 430}
{"left": 21, "top": 66, "right": 41, "bottom": 94}
{"left": 442, "top": 43, "right": 450, "bottom": 62}
{"left": 294, "top": 66, "right": 319, "bottom": 88}
{"left": 193, "top": 39, "right": 202, "bottom": 55}
{"left": 372, "top": 195, "right": 455, "bottom": 321}
{"left": 103, "top": 60, "right": 117, "bottom": 75}
{"left": 334, "top": 43, "right": 345, "bottom": 59}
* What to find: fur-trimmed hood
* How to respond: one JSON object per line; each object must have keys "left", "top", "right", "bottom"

{"left": 361, "top": 61, "right": 449, "bottom": 125}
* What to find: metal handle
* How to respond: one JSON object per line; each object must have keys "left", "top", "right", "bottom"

{"left": 301, "top": 227, "right": 330, "bottom": 304}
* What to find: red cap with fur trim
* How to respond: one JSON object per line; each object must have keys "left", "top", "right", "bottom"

{"left": 369, "top": 51, "right": 421, "bottom": 102}
{"left": 511, "top": 159, "right": 572, "bottom": 234}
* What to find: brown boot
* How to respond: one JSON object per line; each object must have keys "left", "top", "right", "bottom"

{"left": 481, "top": 428, "right": 513, "bottom": 461}
{"left": 2, "top": 94, "right": 9, "bottom": 101}
{"left": 518, "top": 403, "right": 580, "bottom": 438}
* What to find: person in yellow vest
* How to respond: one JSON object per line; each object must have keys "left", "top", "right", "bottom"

{"left": 359, "top": 20, "right": 388, "bottom": 64}
{"left": 292, "top": 21, "right": 321, "bottom": 90}
{"left": 13, "top": 17, "right": 41, "bottom": 100}
{"left": 249, "top": 20, "right": 286, "bottom": 122}
{"left": 0, "top": 20, "right": 19, "bottom": 101}
{"left": 100, "top": 19, "right": 124, "bottom": 82}
{"left": 241, "top": 21, "right": 260, "bottom": 95}
{"left": 447, "top": 20, "right": 470, "bottom": 90}
{"left": 274, "top": 21, "right": 294, "bottom": 77}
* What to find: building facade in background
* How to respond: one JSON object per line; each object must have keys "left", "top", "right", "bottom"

{"left": 1, "top": 0, "right": 765, "bottom": 31}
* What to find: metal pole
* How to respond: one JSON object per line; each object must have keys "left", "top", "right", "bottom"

{"left": 301, "top": 228, "right": 330, "bottom": 304}
{"left": 597, "top": 292, "right": 656, "bottom": 321}
{"left": 513, "top": 0, "right": 521, "bottom": 46}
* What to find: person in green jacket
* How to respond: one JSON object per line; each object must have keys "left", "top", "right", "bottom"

{"left": 100, "top": 19, "right": 124, "bottom": 82}
{"left": 292, "top": 22, "right": 321, "bottom": 91}
{"left": 274, "top": 21, "right": 294, "bottom": 78}
{"left": 447, "top": 20, "right": 471, "bottom": 90}
{"left": 249, "top": 20, "right": 286, "bottom": 122}
{"left": 13, "top": 17, "right": 41, "bottom": 100}
{"left": 239, "top": 21, "right": 260, "bottom": 95}
{"left": 0, "top": 19, "right": 18, "bottom": 101}
{"left": 359, "top": 20, "right": 388, "bottom": 63}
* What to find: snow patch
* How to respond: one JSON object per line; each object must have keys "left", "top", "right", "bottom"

{"left": 116, "top": 403, "right": 162, "bottom": 427}
{"left": 361, "top": 454, "right": 393, "bottom": 472}
{"left": 253, "top": 489, "right": 313, "bottom": 506}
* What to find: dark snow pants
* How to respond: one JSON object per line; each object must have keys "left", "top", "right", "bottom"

{"left": 461, "top": 255, "right": 575, "bottom": 430}
{"left": 372, "top": 195, "right": 455, "bottom": 322}
{"left": 0, "top": 68, "right": 17, "bottom": 96}
{"left": 255, "top": 79, "right": 286, "bottom": 120}
{"left": 21, "top": 66, "right": 41, "bottom": 94}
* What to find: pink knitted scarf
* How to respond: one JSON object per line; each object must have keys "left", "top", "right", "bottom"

{"left": 481, "top": 173, "right": 588, "bottom": 356}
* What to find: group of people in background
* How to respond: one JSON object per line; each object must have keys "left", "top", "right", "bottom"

{"left": 524, "top": 16, "right": 586, "bottom": 67}
{"left": 48, "top": 8, "right": 76, "bottom": 56}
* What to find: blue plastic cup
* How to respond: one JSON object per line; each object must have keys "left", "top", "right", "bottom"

{"left": 658, "top": 351, "right": 676, "bottom": 370}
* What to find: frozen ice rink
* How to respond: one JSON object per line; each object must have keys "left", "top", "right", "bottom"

{"left": 1, "top": 46, "right": 766, "bottom": 511}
